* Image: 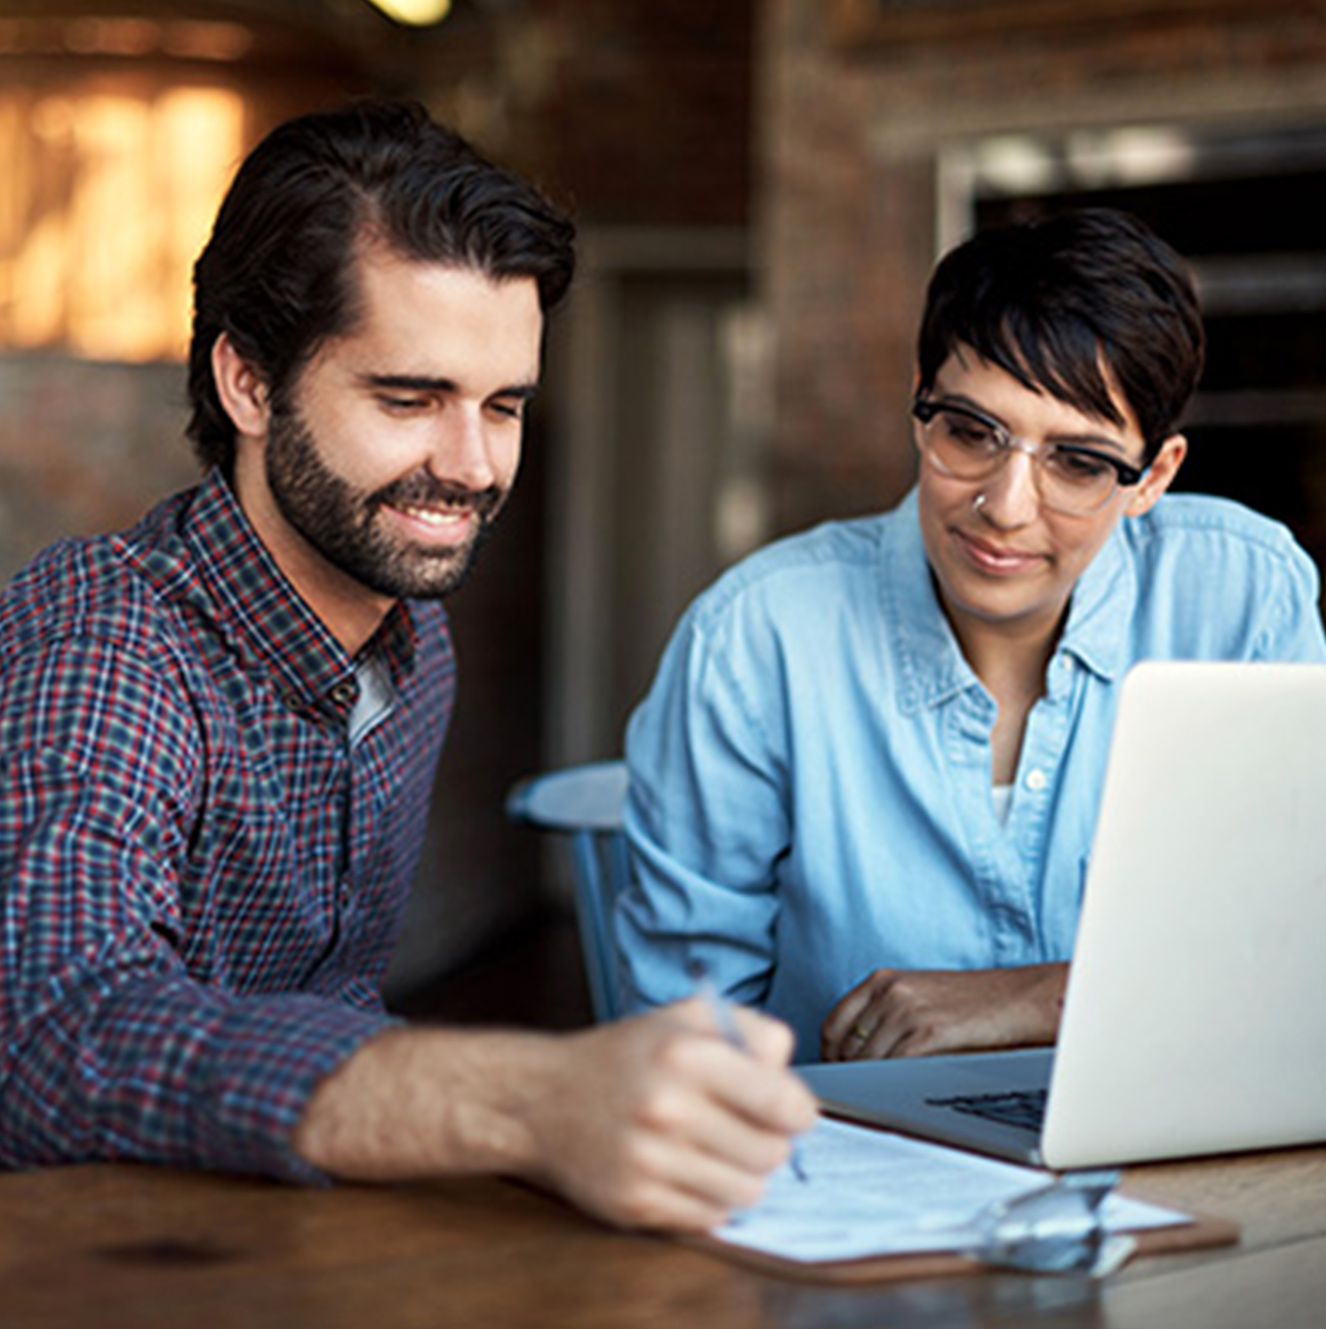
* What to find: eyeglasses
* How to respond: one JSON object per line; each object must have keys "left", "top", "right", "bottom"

{"left": 912, "top": 398, "right": 1145, "bottom": 516}
{"left": 962, "top": 1167, "right": 1135, "bottom": 1277}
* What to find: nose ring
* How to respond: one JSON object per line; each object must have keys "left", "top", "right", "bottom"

{"left": 973, "top": 492, "right": 988, "bottom": 512}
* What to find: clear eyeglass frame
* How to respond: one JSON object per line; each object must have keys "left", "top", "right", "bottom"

{"left": 962, "top": 1168, "right": 1136, "bottom": 1278}
{"left": 912, "top": 397, "right": 1146, "bottom": 517}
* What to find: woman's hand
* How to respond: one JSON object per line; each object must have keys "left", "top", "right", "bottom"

{"left": 820, "top": 962, "right": 1068, "bottom": 1061}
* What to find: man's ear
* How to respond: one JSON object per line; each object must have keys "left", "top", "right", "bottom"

{"left": 211, "top": 333, "right": 270, "bottom": 439}
{"left": 1126, "top": 434, "right": 1187, "bottom": 517}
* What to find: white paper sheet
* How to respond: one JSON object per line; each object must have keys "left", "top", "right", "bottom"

{"left": 712, "top": 1116, "right": 1186, "bottom": 1264}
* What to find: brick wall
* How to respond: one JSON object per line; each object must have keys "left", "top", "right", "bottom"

{"left": 0, "top": 354, "right": 197, "bottom": 584}
{"left": 437, "top": 0, "right": 755, "bottom": 228}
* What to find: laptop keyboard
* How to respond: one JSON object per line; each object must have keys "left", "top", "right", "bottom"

{"left": 925, "top": 1089, "right": 1048, "bottom": 1134}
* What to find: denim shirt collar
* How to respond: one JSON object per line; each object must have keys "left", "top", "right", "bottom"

{"left": 880, "top": 488, "right": 1137, "bottom": 714}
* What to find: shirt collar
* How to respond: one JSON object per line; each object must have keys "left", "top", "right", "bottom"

{"left": 879, "top": 488, "right": 1138, "bottom": 712}
{"left": 181, "top": 470, "right": 418, "bottom": 717}
{"left": 1054, "top": 520, "right": 1136, "bottom": 682}
{"left": 881, "top": 490, "right": 981, "bottom": 713}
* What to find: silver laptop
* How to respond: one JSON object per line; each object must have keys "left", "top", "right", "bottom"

{"left": 799, "top": 661, "right": 1326, "bottom": 1169}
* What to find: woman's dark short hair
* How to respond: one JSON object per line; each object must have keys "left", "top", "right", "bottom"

{"left": 186, "top": 99, "right": 576, "bottom": 476}
{"left": 916, "top": 208, "right": 1205, "bottom": 461}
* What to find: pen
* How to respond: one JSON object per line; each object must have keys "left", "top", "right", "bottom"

{"left": 687, "top": 960, "right": 809, "bottom": 1182}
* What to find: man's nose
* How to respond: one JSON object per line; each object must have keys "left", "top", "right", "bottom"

{"left": 431, "top": 407, "right": 498, "bottom": 492}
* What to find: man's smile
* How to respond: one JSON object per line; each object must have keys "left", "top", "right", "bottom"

{"left": 383, "top": 499, "right": 479, "bottom": 543}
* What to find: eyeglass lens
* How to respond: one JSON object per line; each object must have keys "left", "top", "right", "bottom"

{"left": 919, "top": 405, "right": 1126, "bottom": 515}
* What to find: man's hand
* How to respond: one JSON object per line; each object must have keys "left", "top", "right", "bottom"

{"left": 517, "top": 1001, "right": 818, "bottom": 1231}
{"left": 819, "top": 962, "right": 1068, "bottom": 1062}
{"left": 292, "top": 1001, "right": 817, "bottom": 1234}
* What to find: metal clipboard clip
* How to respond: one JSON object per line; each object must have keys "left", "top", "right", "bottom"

{"left": 962, "top": 1169, "right": 1137, "bottom": 1278}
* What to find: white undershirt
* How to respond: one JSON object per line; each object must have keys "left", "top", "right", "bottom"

{"left": 348, "top": 654, "right": 396, "bottom": 749}
{"left": 991, "top": 782, "right": 1014, "bottom": 825}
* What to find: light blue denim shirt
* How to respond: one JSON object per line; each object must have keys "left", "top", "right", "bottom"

{"left": 615, "top": 490, "right": 1326, "bottom": 1059}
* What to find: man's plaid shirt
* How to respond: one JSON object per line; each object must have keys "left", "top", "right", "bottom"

{"left": 0, "top": 471, "right": 455, "bottom": 1180}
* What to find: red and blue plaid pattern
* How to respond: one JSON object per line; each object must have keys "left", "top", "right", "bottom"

{"left": 0, "top": 472, "right": 455, "bottom": 1180}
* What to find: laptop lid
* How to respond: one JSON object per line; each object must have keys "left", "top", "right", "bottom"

{"left": 1040, "top": 660, "right": 1326, "bottom": 1166}
{"left": 801, "top": 661, "right": 1326, "bottom": 1168}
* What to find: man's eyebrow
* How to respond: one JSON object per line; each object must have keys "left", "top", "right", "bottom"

{"left": 360, "top": 372, "right": 540, "bottom": 399}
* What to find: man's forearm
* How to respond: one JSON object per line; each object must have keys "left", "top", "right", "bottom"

{"left": 290, "top": 1004, "right": 820, "bottom": 1233}
{"left": 290, "top": 1024, "right": 552, "bottom": 1180}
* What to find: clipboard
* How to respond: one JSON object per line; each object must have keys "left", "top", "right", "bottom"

{"left": 673, "top": 1119, "right": 1240, "bottom": 1284}
{"left": 686, "top": 1206, "right": 1239, "bottom": 1285}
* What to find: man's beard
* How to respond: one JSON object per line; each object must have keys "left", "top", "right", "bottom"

{"left": 264, "top": 401, "right": 506, "bottom": 602}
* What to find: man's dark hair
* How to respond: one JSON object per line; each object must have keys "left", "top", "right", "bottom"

{"left": 186, "top": 99, "right": 576, "bottom": 476}
{"left": 916, "top": 208, "right": 1204, "bottom": 461}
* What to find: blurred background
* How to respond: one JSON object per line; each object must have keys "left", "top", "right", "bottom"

{"left": 1, "top": 0, "right": 1323, "bottom": 1023}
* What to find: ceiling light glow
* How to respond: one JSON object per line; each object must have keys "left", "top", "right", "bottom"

{"left": 365, "top": 0, "right": 452, "bottom": 26}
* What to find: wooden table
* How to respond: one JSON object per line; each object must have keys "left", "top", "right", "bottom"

{"left": 2, "top": 1145, "right": 1322, "bottom": 1328}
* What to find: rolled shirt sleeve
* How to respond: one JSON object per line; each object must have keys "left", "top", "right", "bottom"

{"left": 619, "top": 598, "right": 792, "bottom": 1014}
{"left": 0, "top": 639, "right": 394, "bottom": 1181}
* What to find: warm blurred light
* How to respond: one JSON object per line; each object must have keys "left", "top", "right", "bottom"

{"left": 0, "top": 87, "right": 245, "bottom": 362}
{"left": 365, "top": 0, "right": 452, "bottom": 27}
{"left": 160, "top": 21, "right": 254, "bottom": 62}
{"left": 0, "top": 18, "right": 250, "bottom": 61}
{"left": 64, "top": 18, "right": 160, "bottom": 56}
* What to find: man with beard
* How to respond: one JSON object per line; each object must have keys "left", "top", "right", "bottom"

{"left": 0, "top": 101, "right": 815, "bottom": 1232}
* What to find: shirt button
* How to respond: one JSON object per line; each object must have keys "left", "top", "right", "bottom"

{"left": 281, "top": 692, "right": 302, "bottom": 711}
{"left": 1025, "top": 768, "right": 1048, "bottom": 791}
{"left": 330, "top": 681, "right": 358, "bottom": 707}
